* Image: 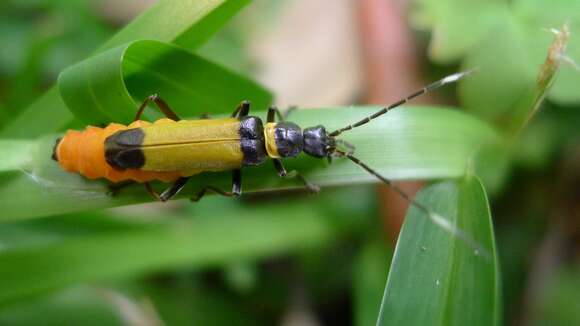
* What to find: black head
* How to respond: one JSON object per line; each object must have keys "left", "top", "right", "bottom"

{"left": 273, "top": 122, "right": 304, "bottom": 158}
{"left": 303, "top": 125, "right": 332, "bottom": 158}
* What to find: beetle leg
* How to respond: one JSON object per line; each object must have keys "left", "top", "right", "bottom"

{"left": 134, "top": 94, "right": 181, "bottom": 122}
{"left": 158, "top": 177, "right": 190, "bottom": 202}
{"left": 191, "top": 186, "right": 237, "bottom": 202}
{"left": 231, "top": 100, "right": 250, "bottom": 118}
{"left": 267, "top": 106, "right": 284, "bottom": 122}
{"left": 284, "top": 105, "right": 297, "bottom": 119}
{"left": 107, "top": 181, "right": 135, "bottom": 197}
{"left": 143, "top": 178, "right": 190, "bottom": 202}
{"left": 232, "top": 169, "right": 242, "bottom": 195}
{"left": 144, "top": 182, "right": 161, "bottom": 200}
{"left": 272, "top": 159, "right": 319, "bottom": 193}
{"left": 267, "top": 106, "right": 296, "bottom": 123}
{"left": 190, "top": 169, "right": 242, "bottom": 202}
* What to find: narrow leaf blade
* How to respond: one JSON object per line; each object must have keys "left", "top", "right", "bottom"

{"left": 58, "top": 40, "right": 271, "bottom": 125}
{"left": 0, "top": 196, "right": 361, "bottom": 305}
{"left": 378, "top": 176, "right": 499, "bottom": 326}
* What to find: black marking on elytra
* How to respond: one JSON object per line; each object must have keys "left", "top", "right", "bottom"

{"left": 239, "top": 116, "right": 267, "bottom": 166}
{"left": 274, "top": 122, "right": 303, "bottom": 158}
{"left": 303, "top": 125, "right": 329, "bottom": 158}
{"left": 51, "top": 137, "right": 62, "bottom": 161}
{"left": 104, "top": 128, "right": 146, "bottom": 169}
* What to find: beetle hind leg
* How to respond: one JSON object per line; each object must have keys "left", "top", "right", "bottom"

{"left": 107, "top": 181, "right": 135, "bottom": 197}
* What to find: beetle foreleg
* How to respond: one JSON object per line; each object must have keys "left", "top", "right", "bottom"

{"left": 267, "top": 106, "right": 296, "bottom": 122}
{"left": 272, "top": 159, "right": 319, "bottom": 193}
{"left": 231, "top": 100, "right": 250, "bottom": 118}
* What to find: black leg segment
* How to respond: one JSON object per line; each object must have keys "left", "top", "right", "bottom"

{"left": 144, "top": 178, "right": 190, "bottom": 202}
{"left": 107, "top": 181, "right": 135, "bottom": 197}
{"left": 273, "top": 159, "right": 319, "bottom": 193}
{"left": 191, "top": 169, "right": 242, "bottom": 202}
{"left": 159, "top": 177, "right": 190, "bottom": 202}
{"left": 134, "top": 94, "right": 181, "bottom": 122}
{"left": 267, "top": 106, "right": 297, "bottom": 123}
{"left": 267, "top": 106, "right": 285, "bottom": 123}
{"left": 144, "top": 182, "right": 161, "bottom": 201}
{"left": 231, "top": 100, "right": 251, "bottom": 118}
{"left": 232, "top": 169, "right": 242, "bottom": 195}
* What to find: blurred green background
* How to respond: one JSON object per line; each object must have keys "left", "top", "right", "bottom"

{"left": 0, "top": 0, "right": 579, "bottom": 325}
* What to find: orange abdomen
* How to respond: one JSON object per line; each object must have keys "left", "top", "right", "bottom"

{"left": 55, "top": 120, "right": 182, "bottom": 183}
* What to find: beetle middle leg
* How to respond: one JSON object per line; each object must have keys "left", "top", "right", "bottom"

{"left": 142, "top": 177, "right": 190, "bottom": 202}
{"left": 191, "top": 169, "right": 242, "bottom": 202}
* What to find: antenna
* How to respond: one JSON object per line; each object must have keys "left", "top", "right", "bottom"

{"left": 339, "top": 151, "right": 490, "bottom": 260}
{"left": 329, "top": 69, "right": 476, "bottom": 137}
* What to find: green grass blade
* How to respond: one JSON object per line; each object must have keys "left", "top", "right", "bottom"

{"left": 100, "top": 0, "right": 251, "bottom": 51}
{"left": 0, "top": 0, "right": 252, "bottom": 138}
{"left": 58, "top": 39, "right": 271, "bottom": 125}
{"left": 0, "top": 107, "right": 500, "bottom": 221}
{"left": 377, "top": 176, "right": 500, "bottom": 326}
{"left": 0, "top": 140, "right": 34, "bottom": 172}
{"left": 0, "top": 286, "right": 124, "bottom": 325}
{"left": 0, "top": 193, "right": 366, "bottom": 305}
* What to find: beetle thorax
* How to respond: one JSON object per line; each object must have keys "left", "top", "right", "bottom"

{"left": 263, "top": 122, "right": 303, "bottom": 158}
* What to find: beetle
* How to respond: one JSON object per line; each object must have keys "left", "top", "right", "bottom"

{"left": 52, "top": 71, "right": 471, "bottom": 207}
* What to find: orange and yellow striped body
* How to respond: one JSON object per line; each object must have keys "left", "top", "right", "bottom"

{"left": 55, "top": 119, "right": 187, "bottom": 182}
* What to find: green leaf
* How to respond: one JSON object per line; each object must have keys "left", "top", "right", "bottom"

{"left": 415, "top": 0, "right": 580, "bottom": 128}
{"left": 0, "top": 107, "right": 500, "bottom": 221}
{"left": 411, "top": 0, "right": 509, "bottom": 63}
{"left": 353, "top": 238, "right": 392, "bottom": 326}
{"left": 513, "top": 0, "right": 580, "bottom": 92}
{"left": 0, "top": 0, "right": 252, "bottom": 138}
{"left": 0, "top": 193, "right": 364, "bottom": 305}
{"left": 0, "top": 286, "right": 123, "bottom": 326}
{"left": 460, "top": 21, "right": 572, "bottom": 133}
{"left": 531, "top": 265, "right": 580, "bottom": 325}
{"left": 459, "top": 18, "right": 538, "bottom": 129}
{"left": 377, "top": 176, "right": 500, "bottom": 326}
{"left": 58, "top": 39, "right": 271, "bottom": 125}
{"left": 0, "top": 140, "right": 34, "bottom": 172}
{"left": 144, "top": 276, "right": 259, "bottom": 326}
